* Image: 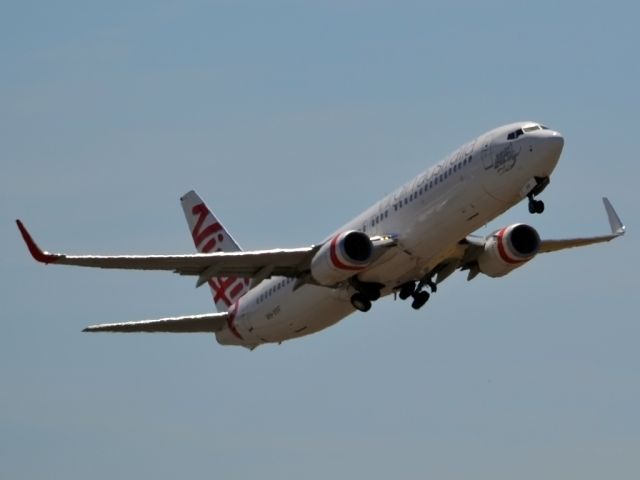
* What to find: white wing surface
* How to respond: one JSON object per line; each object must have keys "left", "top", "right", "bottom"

{"left": 16, "top": 220, "right": 317, "bottom": 285}
{"left": 83, "top": 312, "right": 229, "bottom": 333}
{"left": 538, "top": 197, "right": 625, "bottom": 253}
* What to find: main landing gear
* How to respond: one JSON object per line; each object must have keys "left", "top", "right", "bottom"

{"left": 350, "top": 292, "right": 372, "bottom": 312}
{"left": 527, "top": 176, "right": 550, "bottom": 215}
{"left": 349, "top": 278, "right": 383, "bottom": 313}
{"left": 397, "top": 273, "right": 438, "bottom": 310}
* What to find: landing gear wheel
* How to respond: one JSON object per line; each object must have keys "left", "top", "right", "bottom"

{"left": 411, "top": 291, "right": 430, "bottom": 310}
{"left": 351, "top": 293, "right": 372, "bottom": 312}
{"left": 363, "top": 286, "right": 381, "bottom": 302}
{"left": 398, "top": 282, "right": 416, "bottom": 300}
{"left": 528, "top": 198, "right": 545, "bottom": 214}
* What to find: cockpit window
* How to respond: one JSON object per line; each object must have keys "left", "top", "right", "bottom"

{"left": 508, "top": 124, "right": 544, "bottom": 140}
{"left": 507, "top": 128, "right": 524, "bottom": 140}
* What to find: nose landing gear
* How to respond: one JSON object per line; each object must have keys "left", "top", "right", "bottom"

{"left": 528, "top": 195, "right": 545, "bottom": 214}
{"left": 527, "top": 176, "right": 550, "bottom": 215}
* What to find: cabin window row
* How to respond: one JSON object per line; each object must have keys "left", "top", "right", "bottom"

{"left": 257, "top": 277, "right": 294, "bottom": 304}
{"left": 393, "top": 155, "right": 473, "bottom": 211}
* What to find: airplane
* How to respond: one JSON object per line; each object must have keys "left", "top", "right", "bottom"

{"left": 16, "top": 121, "right": 626, "bottom": 350}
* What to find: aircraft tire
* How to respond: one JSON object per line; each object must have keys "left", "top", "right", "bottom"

{"left": 351, "top": 293, "right": 372, "bottom": 312}
{"left": 399, "top": 282, "right": 416, "bottom": 300}
{"left": 411, "top": 291, "right": 430, "bottom": 310}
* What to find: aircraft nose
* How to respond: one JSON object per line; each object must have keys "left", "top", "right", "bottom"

{"left": 537, "top": 130, "right": 564, "bottom": 173}
{"left": 546, "top": 130, "right": 564, "bottom": 155}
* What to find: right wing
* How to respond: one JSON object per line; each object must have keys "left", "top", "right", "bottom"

{"left": 83, "top": 312, "right": 229, "bottom": 333}
{"left": 16, "top": 220, "right": 317, "bottom": 286}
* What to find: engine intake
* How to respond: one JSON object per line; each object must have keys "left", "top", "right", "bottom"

{"left": 477, "top": 223, "right": 540, "bottom": 277}
{"left": 310, "top": 231, "right": 373, "bottom": 286}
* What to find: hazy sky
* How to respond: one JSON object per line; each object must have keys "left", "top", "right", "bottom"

{"left": 2, "top": 1, "right": 639, "bottom": 479}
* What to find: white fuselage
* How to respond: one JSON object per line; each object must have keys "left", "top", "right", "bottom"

{"left": 217, "top": 122, "right": 564, "bottom": 349}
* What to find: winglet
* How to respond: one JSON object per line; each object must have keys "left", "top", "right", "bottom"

{"left": 602, "top": 198, "right": 626, "bottom": 236}
{"left": 15, "top": 220, "right": 62, "bottom": 264}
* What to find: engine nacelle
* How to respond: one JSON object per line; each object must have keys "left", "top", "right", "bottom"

{"left": 310, "top": 230, "right": 373, "bottom": 286}
{"left": 477, "top": 223, "right": 541, "bottom": 278}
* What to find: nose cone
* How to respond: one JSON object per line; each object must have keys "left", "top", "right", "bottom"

{"left": 547, "top": 130, "right": 564, "bottom": 155}
{"left": 539, "top": 130, "right": 564, "bottom": 173}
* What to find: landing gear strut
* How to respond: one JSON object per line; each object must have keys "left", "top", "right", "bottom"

{"left": 527, "top": 176, "right": 549, "bottom": 215}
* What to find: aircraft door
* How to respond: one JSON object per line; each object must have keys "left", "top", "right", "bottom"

{"left": 480, "top": 139, "right": 493, "bottom": 170}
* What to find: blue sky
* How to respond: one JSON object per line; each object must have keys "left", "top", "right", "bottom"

{"left": 2, "top": 1, "right": 638, "bottom": 478}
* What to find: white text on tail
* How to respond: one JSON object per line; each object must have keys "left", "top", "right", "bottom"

{"left": 180, "top": 190, "right": 251, "bottom": 311}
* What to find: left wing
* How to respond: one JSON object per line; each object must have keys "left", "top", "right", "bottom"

{"left": 430, "top": 197, "right": 625, "bottom": 284}
{"left": 538, "top": 197, "right": 625, "bottom": 253}
{"left": 16, "top": 220, "right": 317, "bottom": 285}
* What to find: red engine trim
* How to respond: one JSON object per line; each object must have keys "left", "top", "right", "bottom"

{"left": 496, "top": 227, "right": 526, "bottom": 265}
{"left": 329, "top": 234, "right": 367, "bottom": 271}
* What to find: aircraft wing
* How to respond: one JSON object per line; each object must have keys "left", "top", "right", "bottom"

{"left": 16, "top": 220, "right": 317, "bottom": 286}
{"left": 538, "top": 197, "right": 625, "bottom": 253}
{"left": 83, "top": 312, "right": 228, "bottom": 333}
{"left": 436, "top": 197, "right": 625, "bottom": 283}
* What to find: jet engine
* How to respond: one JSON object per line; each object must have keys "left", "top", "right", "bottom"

{"left": 477, "top": 223, "right": 540, "bottom": 278}
{"left": 310, "top": 230, "right": 373, "bottom": 286}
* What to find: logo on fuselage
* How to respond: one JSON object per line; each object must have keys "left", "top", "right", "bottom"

{"left": 494, "top": 144, "right": 521, "bottom": 175}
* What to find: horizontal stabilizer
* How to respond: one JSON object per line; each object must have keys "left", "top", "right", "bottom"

{"left": 83, "top": 312, "right": 228, "bottom": 333}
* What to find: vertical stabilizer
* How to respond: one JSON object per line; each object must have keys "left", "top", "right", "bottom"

{"left": 180, "top": 190, "right": 251, "bottom": 311}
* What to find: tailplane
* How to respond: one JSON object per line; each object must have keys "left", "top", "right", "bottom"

{"left": 180, "top": 190, "right": 251, "bottom": 311}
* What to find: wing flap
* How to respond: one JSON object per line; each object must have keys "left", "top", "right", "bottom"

{"left": 83, "top": 313, "right": 229, "bottom": 333}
